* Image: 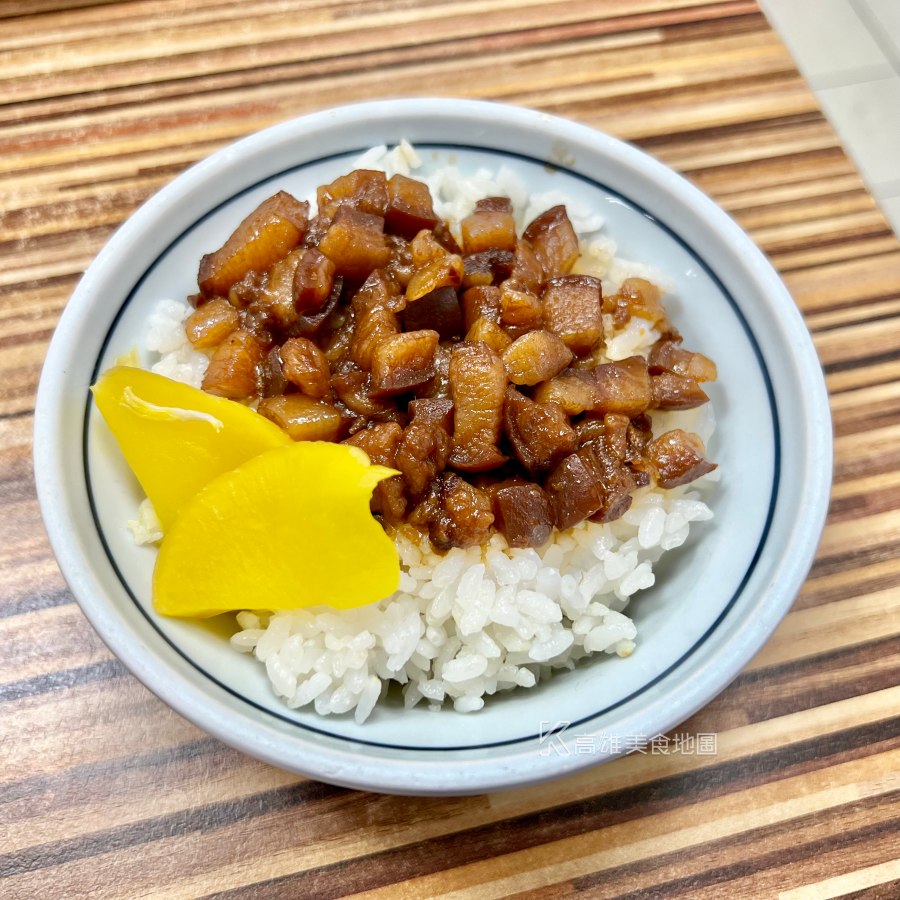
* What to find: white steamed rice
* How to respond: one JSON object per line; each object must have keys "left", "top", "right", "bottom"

{"left": 137, "top": 144, "right": 716, "bottom": 722}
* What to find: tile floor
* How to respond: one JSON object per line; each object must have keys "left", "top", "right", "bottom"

{"left": 759, "top": 0, "right": 900, "bottom": 237}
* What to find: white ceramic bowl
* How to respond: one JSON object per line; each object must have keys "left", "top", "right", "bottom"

{"left": 34, "top": 99, "right": 832, "bottom": 795}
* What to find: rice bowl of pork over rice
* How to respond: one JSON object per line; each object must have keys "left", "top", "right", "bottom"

{"left": 35, "top": 100, "right": 831, "bottom": 795}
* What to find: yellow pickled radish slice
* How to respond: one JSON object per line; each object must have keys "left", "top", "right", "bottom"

{"left": 153, "top": 442, "right": 400, "bottom": 617}
{"left": 91, "top": 366, "right": 291, "bottom": 530}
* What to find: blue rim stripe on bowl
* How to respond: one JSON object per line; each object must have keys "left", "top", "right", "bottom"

{"left": 83, "top": 143, "right": 781, "bottom": 753}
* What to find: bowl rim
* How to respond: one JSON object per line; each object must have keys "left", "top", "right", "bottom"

{"left": 34, "top": 97, "right": 833, "bottom": 794}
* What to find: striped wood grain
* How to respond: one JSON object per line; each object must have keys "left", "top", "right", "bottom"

{"left": 2, "top": 1, "right": 899, "bottom": 898}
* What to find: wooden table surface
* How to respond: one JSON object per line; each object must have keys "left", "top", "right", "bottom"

{"left": 3, "top": 1, "right": 899, "bottom": 897}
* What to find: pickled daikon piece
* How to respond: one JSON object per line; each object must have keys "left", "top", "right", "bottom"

{"left": 153, "top": 442, "right": 400, "bottom": 617}
{"left": 92, "top": 366, "right": 290, "bottom": 530}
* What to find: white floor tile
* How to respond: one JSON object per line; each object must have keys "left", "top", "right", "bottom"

{"left": 873, "top": 178, "right": 900, "bottom": 199}
{"left": 816, "top": 76, "right": 900, "bottom": 187}
{"left": 759, "top": 0, "right": 894, "bottom": 88}
{"left": 878, "top": 195, "right": 900, "bottom": 238}
{"left": 857, "top": 0, "right": 900, "bottom": 65}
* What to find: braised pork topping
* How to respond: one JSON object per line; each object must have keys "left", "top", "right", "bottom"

{"left": 190, "top": 172, "right": 717, "bottom": 550}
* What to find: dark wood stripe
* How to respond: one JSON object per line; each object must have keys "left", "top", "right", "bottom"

{"left": 0, "top": 737, "right": 222, "bottom": 806}
{"left": 840, "top": 879, "right": 900, "bottom": 900}
{"left": 0, "top": 471, "right": 41, "bottom": 505}
{"left": 0, "top": 326, "right": 56, "bottom": 353}
{"left": 0, "top": 273, "right": 81, "bottom": 299}
{"left": 0, "top": 659, "right": 125, "bottom": 703}
{"left": 0, "top": 0, "right": 123, "bottom": 18}
{"left": 0, "top": 588, "right": 72, "bottom": 619}
{"left": 712, "top": 633, "right": 900, "bottom": 727}
{"left": 571, "top": 793, "right": 900, "bottom": 897}
{"left": 0, "top": 779, "right": 346, "bottom": 878}
{"left": 811, "top": 303, "right": 900, "bottom": 334}
{"left": 779, "top": 246, "right": 898, "bottom": 276}
{"left": 829, "top": 360, "right": 896, "bottom": 396}
{"left": 798, "top": 565, "right": 900, "bottom": 609}
{"left": 834, "top": 451, "right": 900, "bottom": 484}
{"left": 810, "top": 541, "right": 900, "bottom": 580}
{"left": 829, "top": 484, "right": 900, "bottom": 519}
{"left": 824, "top": 349, "right": 900, "bottom": 377}
{"left": 660, "top": 9, "right": 765, "bottom": 40}
{"left": 831, "top": 400, "right": 900, "bottom": 438}
{"left": 638, "top": 110, "right": 826, "bottom": 151}
{"left": 0, "top": 223, "right": 123, "bottom": 254}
